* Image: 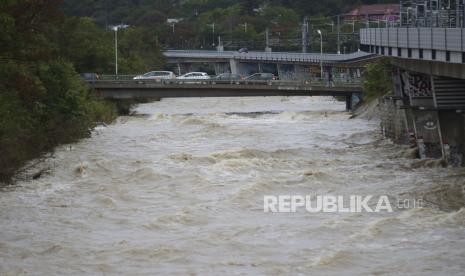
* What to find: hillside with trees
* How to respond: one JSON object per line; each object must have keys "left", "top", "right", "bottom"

{"left": 61, "top": 0, "right": 394, "bottom": 52}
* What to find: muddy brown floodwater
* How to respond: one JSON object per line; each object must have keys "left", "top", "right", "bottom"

{"left": 1, "top": 97, "right": 464, "bottom": 275}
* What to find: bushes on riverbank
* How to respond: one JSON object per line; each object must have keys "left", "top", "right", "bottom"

{"left": 362, "top": 57, "right": 392, "bottom": 102}
{"left": 0, "top": 0, "right": 167, "bottom": 183}
{"left": 0, "top": 59, "right": 117, "bottom": 183}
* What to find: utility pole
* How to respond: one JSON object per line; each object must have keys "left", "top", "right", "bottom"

{"left": 114, "top": 27, "right": 118, "bottom": 75}
{"left": 217, "top": 36, "right": 224, "bottom": 51}
{"left": 265, "top": 28, "right": 271, "bottom": 52}
{"left": 400, "top": 0, "right": 403, "bottom": 26}
{"left": 240, "top": 22, "right": 248, "bottom": 33}
{"left": 309, "top": 23, "right": 313, "bottom": 52}
{"left": 302, "top": 17, "right": 308, "bottom": 53}
{"left": 317, "top": 29, "right": 323, "bottom": 78}
{"left": 105, "top": 0, "right": 109, "bottom": 29}
{"left": 208, "top": 23, "right": 215, "bottom": 46}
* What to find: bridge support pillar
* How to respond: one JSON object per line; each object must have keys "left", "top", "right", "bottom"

{"left": 229, "top": 59, "right": 239, "bottom": 74}
{"left": 345, "top": 94, "right": 353, "bottom": 111}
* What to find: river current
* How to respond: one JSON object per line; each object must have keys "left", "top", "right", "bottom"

{"left": 1, "top": 97, "right": 464, "bottom": 275}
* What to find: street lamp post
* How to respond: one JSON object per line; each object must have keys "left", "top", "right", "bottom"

{"left": 317, "top": 29, "right": 323, "bottom": 78}
{"left": 114, "top": 27, "right": 118, "bottom": 75}
{"left": 112, "top": 24, "right": 129, "bottom": 77}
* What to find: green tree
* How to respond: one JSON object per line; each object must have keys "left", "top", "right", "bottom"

{"left": 57, "top": 17, "right": 114, "bottom": 73}
{"left": 0, "top": 0, "right": 117, "bottom": 183}
{"left": 117, "top": 27, "right": 166, "bottom": 74}
{"left": 363, "top": 58, "right": 392, "bottom": 102}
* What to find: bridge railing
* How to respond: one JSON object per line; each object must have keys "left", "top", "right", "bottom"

{"left": 99, "top": 75, "right": 137, "bottom": 81}
{"left": 87, "top": 77, "right": 362, "bottom": 87}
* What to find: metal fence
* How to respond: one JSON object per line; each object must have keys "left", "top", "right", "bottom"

{"left": 87, "top": 77, "right": 362, "bottom": 87}
{"left": 360, "top": 27, "right": 465, "bottom": 52}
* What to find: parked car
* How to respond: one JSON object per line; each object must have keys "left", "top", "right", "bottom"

{"left": 245, "top": 73, "right": 277, "bottom": 81}
{"left": 80, "top": 73, "right": 100, "bottom": 81}
{"left": 176, "top": 72, "right": 210, "bottom": 80}
{"left": 133, "top": 71, "right": 176, "bottom": 80}
{"left": 213, "top": 73, "right": 243, "bottom": 81}
{"left": 238, "top": 48, "right": 249, "bottom": 53}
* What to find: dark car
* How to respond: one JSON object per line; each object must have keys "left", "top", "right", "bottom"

{"left": 80, "top": 73, "right": 100, "bottom": 81}
{"left": 245, "top": 73, "right": 277, "bottom": 81}
{"left": 238, "top": 48, "right": 249, "bottom": 53}
{"left": 213, "top": 73, "right": 243, "bottom": 81}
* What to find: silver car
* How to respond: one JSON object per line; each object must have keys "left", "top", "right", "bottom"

{"left": 133, "top": 71, "right": 176, "bottom": 80}
{"left": 176, "top": 72, "right": 210, "bottom": 80}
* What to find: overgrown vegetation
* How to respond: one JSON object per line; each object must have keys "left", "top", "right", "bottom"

{"left": 362, "top": 58, "right": 392, "bottom": 102}
{"left": 0, "top": 0, "right": 165, "bottom": 183}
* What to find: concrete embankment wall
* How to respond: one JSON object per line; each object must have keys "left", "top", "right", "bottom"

{"left": 354, "top": 96, "right": 465, "bottom": 211}
{"left": 377, "top": 96, "right": 464, "bottom": 166}
{"left": 379, "top": 97, "right": 412, "bottom": 145}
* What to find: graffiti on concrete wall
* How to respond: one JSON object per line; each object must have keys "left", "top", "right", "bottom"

{"left": 402, "top": 72, "right": 432, "bottom": 97}
{"left": 414, "top": 111, "right": 443, "bottom": 159}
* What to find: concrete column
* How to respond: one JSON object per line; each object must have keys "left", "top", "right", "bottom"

{"left": 177, "top": 63, "right": 182, "bottom": 76}
{"left": 229, "top": 59, "right": 238, "bottom": 74}
{"left": 346, "top": 94, "right": 353, "bottom": 111}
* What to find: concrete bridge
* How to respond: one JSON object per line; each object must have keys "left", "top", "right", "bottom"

{"left": 359, "top": 1, "right": 465, "bottom": 165}
{"left": 89, "top": 79, "right": 362, "bottom": 111}
{"left": 163, "top": 50, "right": 378, "bottom": 80}
{"left": 164, "top": 50, "right": 377, "bottom": 65}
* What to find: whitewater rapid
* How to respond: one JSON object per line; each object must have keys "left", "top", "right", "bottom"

{"left": 1, "top": 97, "right": 464, "bottom": 275}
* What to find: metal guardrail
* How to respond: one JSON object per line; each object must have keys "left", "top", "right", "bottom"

{"left": 99, "top": 75, "right": 137, "bottom": 81}
{"left": 88, "top": 77, "right": 362, "bottom": 87}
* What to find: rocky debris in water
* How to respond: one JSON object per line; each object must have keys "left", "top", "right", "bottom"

{"left": 401, "top": 147, "right": 419, "bottom": 159}
{"left": 12, "top": 156, "right": 52, "bottom": 182}
{"left": 75, "top": 162, "right": 89, "bottom": 177}
{"left": 410, "top": 159, "right": 446, "bottom": 169}
{"left": 390, "top": 147, "right": 419, "bottom": 159}
{"left": 350, "top": 98, "right": 380, "bottom": 121}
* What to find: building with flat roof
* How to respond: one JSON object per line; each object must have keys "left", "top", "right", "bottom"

{"left": 345, "top": 4, "right": 400, "bottom": 22}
